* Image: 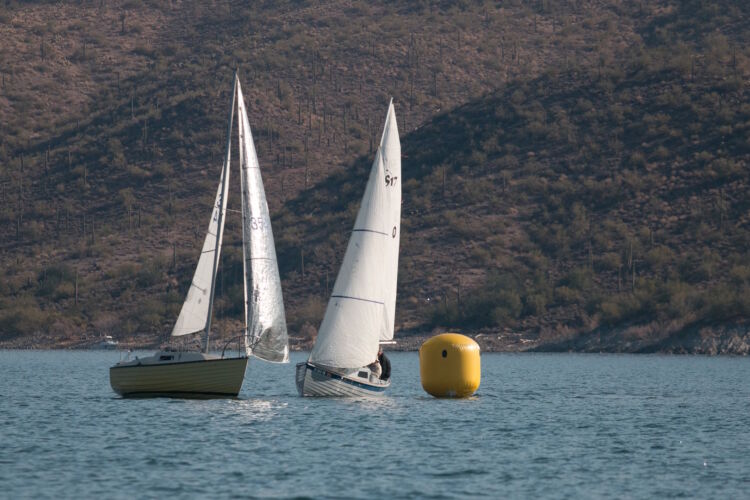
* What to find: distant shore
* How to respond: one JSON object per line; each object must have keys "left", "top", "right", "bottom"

{"left": 2, "top": 321, "right": 748, "bottom": 355}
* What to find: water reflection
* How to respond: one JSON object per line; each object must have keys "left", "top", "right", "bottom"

{"left": 226, "top": 398, "right": 288, "bottom": 423}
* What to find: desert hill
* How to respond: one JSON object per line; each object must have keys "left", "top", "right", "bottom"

{"left": 0, "top": 0, "right": 748, "bottom": 352}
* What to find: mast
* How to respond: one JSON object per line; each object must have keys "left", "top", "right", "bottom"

{"left": 202, "top": 72, "right": 238, "bottom": 353}
{"left": 237, "top": 80, "right": 250, "bottom": 353}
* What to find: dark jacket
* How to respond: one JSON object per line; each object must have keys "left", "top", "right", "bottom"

{"left": 378, "top": 352, "right": 391, "bottom": 381}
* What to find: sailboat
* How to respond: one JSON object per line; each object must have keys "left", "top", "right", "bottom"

{"left": 110, "top": 74, "right": 289, "bottom": 398}
{"left": 296, "top": 101, "right": 401, "bottom": 397}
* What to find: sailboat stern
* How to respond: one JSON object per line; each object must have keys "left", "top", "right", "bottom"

{"left": 296, "top": 362, "right": 390, "bottom": 397}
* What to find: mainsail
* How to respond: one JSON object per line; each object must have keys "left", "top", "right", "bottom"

{"left": 236, "top": 81, "right": 289, "bottom": 363}
{"left": 171, "top": 80, "right": 235, "bottom": 341}
{"left": 309, "top": 101, "right": 401, "bottom": 368}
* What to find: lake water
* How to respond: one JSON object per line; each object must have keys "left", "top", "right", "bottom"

{"left": 1, "top": 351, "right": 748, "bottom": 498}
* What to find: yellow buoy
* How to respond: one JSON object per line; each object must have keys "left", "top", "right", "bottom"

{"left": 419, "top": 333, "right": 481, "bottom": 398}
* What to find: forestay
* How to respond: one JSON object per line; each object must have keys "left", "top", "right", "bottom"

{"left": 236, "top": 82, "right": 289, "bottom": 363}
{"left": 310, "top": 101, "right": 401, "bottom": 369}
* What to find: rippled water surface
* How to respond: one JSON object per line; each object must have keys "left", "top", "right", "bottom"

{"left": 1, "top": 351, "right": 749, "bottom": 498}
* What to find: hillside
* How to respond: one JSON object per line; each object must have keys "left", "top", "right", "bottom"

{"left": 0, "top": 1, "right": 748, "bottom": 352}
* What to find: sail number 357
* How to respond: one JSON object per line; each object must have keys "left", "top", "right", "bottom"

{"left": 249, "top": 217, "right": 265, "bottom": 231}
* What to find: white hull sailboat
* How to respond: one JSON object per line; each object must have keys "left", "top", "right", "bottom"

{"left": 296, "top": 101, "right": 401, "bottom": 397}
{"left": 296, "top": 362, "right": 389, "bottom": 397}
{"left": 111, "top": 74, "right": 289, "bottom": 398}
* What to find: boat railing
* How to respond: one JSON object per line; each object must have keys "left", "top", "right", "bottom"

{"left": 220, "top": 333, "right": 247, "bottom": 359}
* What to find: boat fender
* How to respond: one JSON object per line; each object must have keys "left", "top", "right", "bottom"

{"left": 419, "top": 333, "right": 480, "bottom": 398}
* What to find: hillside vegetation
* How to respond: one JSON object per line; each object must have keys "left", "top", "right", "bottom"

{"left": 0, "top": 1, "right": 748, "bottom": 352}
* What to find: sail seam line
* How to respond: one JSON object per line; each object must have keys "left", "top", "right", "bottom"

{"left": 351, "top": 229, "right": 388, "bottom": 236}
{"left": 330, "top": 294, "right": 384, "bottom": 305}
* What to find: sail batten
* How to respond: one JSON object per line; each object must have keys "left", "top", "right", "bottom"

{"left": 351, "top": 228, "right": 389, "bottom": 235}
{"left": 330, "top": 295, "right": 385, "bottom": 305}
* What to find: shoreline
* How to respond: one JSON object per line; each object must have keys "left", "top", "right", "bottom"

{"left": 2, "top": 322, "right": 748, "bottom": 355}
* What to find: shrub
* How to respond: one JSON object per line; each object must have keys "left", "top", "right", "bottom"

{"left": 36, "top": 265, "right": 75, "bottom": 298}
{"left": 729, "top": 265, "right": 750, "bottom": 286}
{"left": 560, "top": 267, "right": 592, "bottom": 291}
{"left": 523, "top": 293, "right": 547, "bottom": 316}
{"left": 491, "top": 292, "right": 522, "bottom": 325}
{"left": 289, "top": 295, "right": 326, "bottom": 332}
{"left": 554, "top": 286, "right": 580, "bottom": 305}
{"left": 597, "top": 252, "right": 622, "bottom": 272}
{"left": 646, "top": 246, "right": 675, "bottom": 271}
{"left": 0, "top": 301, "right": 49, "bottom": 339}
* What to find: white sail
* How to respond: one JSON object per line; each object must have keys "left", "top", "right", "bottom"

{"left": 379, "top": 102, "right": 401, "bottom": 341}
{"left": 171, "top": 153, "right": 231, "bottom": 337}
{"left": 310, "top": 102, "right": 400, "bottom": 368}
{"left": 236, "top": 81, "right": 290, "bottom": 363}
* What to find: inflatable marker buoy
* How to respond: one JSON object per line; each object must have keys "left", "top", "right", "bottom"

{"left": 419, "top": 333, "right": 480, "bottom": 398}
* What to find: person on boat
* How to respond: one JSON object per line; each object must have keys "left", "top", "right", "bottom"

{"left": 378, "top": 348, "right": 391, "bottom": 381}
{"left": 368, "top": 357, "right": 382, "bottom": 379}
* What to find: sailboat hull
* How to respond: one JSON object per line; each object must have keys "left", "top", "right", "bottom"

{"left": 295, "top": 362, "right": 390, "bottom": 397}
{"left": 110, "top": 355, "right": 248, "bottom": 398}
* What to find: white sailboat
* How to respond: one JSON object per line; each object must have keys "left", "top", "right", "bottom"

{"left": 296, "top": 101, "right": 401, "bottom": 397}
{"left": 110, "top": 74, "right": 289, "bottom": 398}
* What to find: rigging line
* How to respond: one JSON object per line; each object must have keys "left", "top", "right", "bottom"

{"left": 226, "top": 208, "right": 242, "bottom": 214}
{"left": 330, "top": 294, "right": 384, "bottom": 305}
{"left": 189, "top": 282, "right": 208, "bottom": 292}
{"left": 248, "top": 335, "right": 263, "bottom": 349}
{"left": 200, "top": 249, "right": 216, "bottom": 254}
{"left": 247, "top": 257, "right": 274, "bottom": 261}
{"left": 247, "top": 319, "right": 264, "bottom": 344}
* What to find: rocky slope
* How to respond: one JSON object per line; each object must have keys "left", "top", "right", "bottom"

{"left": 0, "top": 1, "right": 748, "bottom": 352}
